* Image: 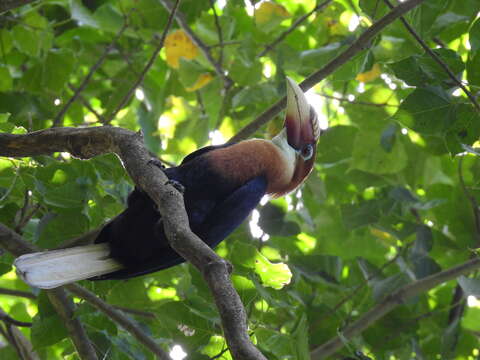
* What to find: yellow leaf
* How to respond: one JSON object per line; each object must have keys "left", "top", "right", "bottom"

{"left": 370, "top": 227, "right": 393, "bottom": 241}
{"left": 185, "top": 73, "right": 213, "bottom": 92}
{"left": 255, "top": 1, "right": 290, "bottom": 25}
{"left": 356, "top": 63, "right": 381, "bottom": 83}
{"left": 165, "top": 29, "right": 198, "bottom": 69}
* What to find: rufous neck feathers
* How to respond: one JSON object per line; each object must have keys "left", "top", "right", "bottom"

{"left": 208, "top": 139, "right": 298, "bottom": 196}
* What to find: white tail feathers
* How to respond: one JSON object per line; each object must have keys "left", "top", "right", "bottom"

{"left": 14, "top": 243, "right": 123, "bottom": 289}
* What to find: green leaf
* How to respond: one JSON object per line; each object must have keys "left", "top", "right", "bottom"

{"left": 42, "top": 49, "right": 76, "bottom": 94}
{"left": 467, "top": 52, "right": 480, "bottom": 87}
{"left": 470, "top": 18, "right": 480, "bottom": 55}
{"left": 351, "top": 129, "right": 407, "bottom": 174}
{"left": 390, "top": 49, "right": 464, "bottom": 88}
{"left": 12, "top": 25, "right": 41, "bottom": 57}
{"left": 70, "top": 0, "right": 99, "bottom": 28}
{"left": 393, "top": 88, "right": 452, "bottom": 135}
{"left": 31, "top": 314, "right": 68, "bottom": 348}
{"left": 258, "top": 203, "right": 301, "bottom": 237}
{"left": 0, "top": 65, "right": 12, "bottom": 92}
{"left": 254, "top": 255, "right": 292, "bottom": 290}
{"left": 37, "top": 212, "right": 89, "bottom": 248}
{"left": 372, "top": 273, "right": 410, "bottom": 302}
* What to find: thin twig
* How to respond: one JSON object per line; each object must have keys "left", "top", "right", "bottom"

{"left": 208, "top": 40, "right": 242, "bottom": 48}
{"left": 0, "top": 313, "right": 32, "bottom": 327}
{"left": 113, "top": 306, "right": 157, "bottom": 319}
{"left": 159, "top": 0, "right": 233, "bottom": 90}
{"left": 382, "top": 0, "right": 480, "bottom": 112}
{"left": 108, "top": 0, "right": 181, "bottom": 122}
{"left": 257, "top": 0, "right": 333, "bottom": 58}
{"left": 68, "top": 84, "right": 107, "bottom": 124}
{"left": 67, "top": 284, "right": 170, "bottom": 359}
{"left": 443, "top": 157, "right": 480, "bottom": 354}
{"left": 310, "top": 257, "right": 480, "bottom": 359}
{"left": 320, "top": 93, "right": 398, "bottom": 107}
{"left": 0, "top": 287, "right": 36, "bottom": 300}
{"left": 0, "top": 0, "right": 37, "bottom": 13}
{"left": 52, "top": 21, "right": 129, "bottom": 127}
{"left": 209, "top": 0, "right": 224, "bottom": 67}
{"left": 229, "top": 0, "right": 427, "bottom": 143}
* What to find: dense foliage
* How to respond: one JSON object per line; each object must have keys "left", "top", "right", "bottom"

{"left": 1, "top": 0, "right": 480, "bottom": 359}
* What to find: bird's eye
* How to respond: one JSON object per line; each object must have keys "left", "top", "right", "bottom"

{"left": 300, "top": 144, "right": 313, "bottom": 160}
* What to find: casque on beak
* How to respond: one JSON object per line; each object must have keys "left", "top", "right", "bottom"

{"left": 284, "top": 77, "right": 320, "bottom": 150}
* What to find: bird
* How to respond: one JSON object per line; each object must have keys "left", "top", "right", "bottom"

{"left": 14, "top": 77, "right": 320, "bottom": 289}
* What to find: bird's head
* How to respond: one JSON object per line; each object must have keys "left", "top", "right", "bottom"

{"left": 271, "top": 77, "right": 320, "bottom": 196}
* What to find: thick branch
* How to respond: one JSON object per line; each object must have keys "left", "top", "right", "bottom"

{"left": 310, "top": 257, "right": 480, "bottom": 359}
{"left": 0, "top": 126, "right": 266, "bottom": 359}
{"left": 229, "top": 0, "right": 426, "bottom": 143}
{"left": 0, "top": 0, "right": 36, "bottom": 13}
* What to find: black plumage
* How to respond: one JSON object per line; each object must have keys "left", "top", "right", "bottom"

{"left": 93, "top": 144, "right": 267, "bottom": 279}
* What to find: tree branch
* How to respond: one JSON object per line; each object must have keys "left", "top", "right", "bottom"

{"left": 66, "top": 284, "right": 170, "bottom": 360}
{"left": 0, "top": 312, "right": 32, "bottom": 327}
{"left": 310, "top": 257, "right": 480, "bottom": 359}
{"left": 256, "top": 0, "right": 333, "bottom": 58}
{"left": 0, "top": 306, "right": 39, "bottom": 360}
{"left": 0, "top": 224, "right": 98, "bottom": 360}
{"left": 0, "top": 287, "right": 36, "bottom": 300}
{"left": 0, "top": 0, "right": 37, "bottom": 14}
{"left": 209, "top": 0, "right": 224, "bottom": 67}
{"left": 382, "top": 0, "right": 480, "bottom": 112}
{"left": 52, "top": 20, "right": 129, "bottom": 127}
{"left": 0, "top": 125, "right": 267, "bottom": 359}
{"left": 229, "top": 0, "right": 427, "bottom": 143}
{"left": 159, "top": 0, "right": 233, "bottom": 90}
{"left": 107, "top": 0, "right": 180, "bottom": 123}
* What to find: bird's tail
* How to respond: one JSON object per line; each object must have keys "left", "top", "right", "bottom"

{"left": 14, "top": 243, "right": 123, "bottom": 289}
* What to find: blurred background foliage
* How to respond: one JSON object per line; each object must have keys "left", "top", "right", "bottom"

{"left": 1, "top": 0, "right": 480, "bottom": 359}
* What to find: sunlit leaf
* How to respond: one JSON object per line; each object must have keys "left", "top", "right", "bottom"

{"left": 165, "top": 29, "right": 199, "bottom": 68}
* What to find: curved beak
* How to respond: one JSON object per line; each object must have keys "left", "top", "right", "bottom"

{"left": 284, "top": 77, "right": 320, "bottom": 150}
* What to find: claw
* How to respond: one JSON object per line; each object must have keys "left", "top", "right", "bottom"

{"left": 148, "top": 158, "right": 166, "bottom": 170}
{"left": 166, "top": 179, "right": 185, "bottom": 194}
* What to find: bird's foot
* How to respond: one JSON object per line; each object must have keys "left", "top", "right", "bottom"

{"left": 148, "top": 158, "right": 166, "bottom": 170}
{"left": 166, "top": 179, "right": 185, "bottom": 194}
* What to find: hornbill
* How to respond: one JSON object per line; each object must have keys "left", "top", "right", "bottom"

{"left": 14, "top": 77, "right": 320, "bottom": 289}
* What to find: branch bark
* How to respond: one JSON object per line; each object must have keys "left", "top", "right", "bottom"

{"left": 0, "top": 125, "right": 266, "bottom": 359}
{"left": 229, "top": 0, "right": 427, "bottom": 143}
{"left": 310, "top": 257, "right": 480, "bottom": 359}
